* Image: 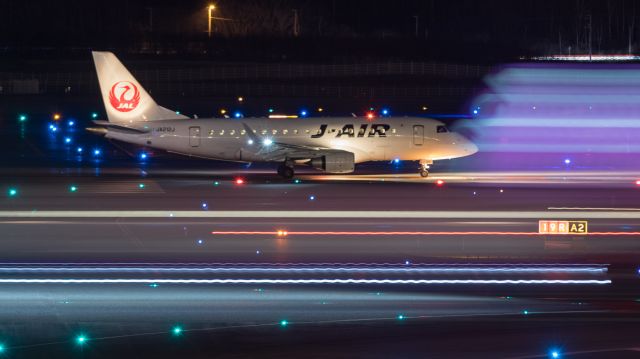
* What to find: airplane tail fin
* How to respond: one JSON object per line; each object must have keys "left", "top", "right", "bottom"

{"left": 91, "top": 51, "right": 188, "bottom": 124}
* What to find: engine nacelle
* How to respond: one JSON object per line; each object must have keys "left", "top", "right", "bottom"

{"left": 309, "top": 152, "right": 355, "bottom": 173}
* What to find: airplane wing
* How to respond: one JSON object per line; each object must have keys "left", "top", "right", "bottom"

{"left": 241, "top": 122, "right": 352, "bottom": 162}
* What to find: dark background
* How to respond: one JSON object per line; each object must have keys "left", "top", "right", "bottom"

{"left": 2, "top": 0, "right": 640, "bottom": 62}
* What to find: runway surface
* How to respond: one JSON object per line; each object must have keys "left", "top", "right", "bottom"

{"left": 2, "top": 116, "right": 640, "bottom": 357}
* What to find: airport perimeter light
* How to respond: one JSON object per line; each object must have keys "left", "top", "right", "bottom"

{"left": 207, "top": 5, "right": 216, "bottom": 38}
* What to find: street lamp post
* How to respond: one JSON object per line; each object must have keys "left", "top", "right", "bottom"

{"left": 208, "top": 5, "right": 215, "bottom": 38}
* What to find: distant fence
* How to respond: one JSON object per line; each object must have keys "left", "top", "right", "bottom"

{"left": 0, "top": 61, "right": 488, "bottom": 97}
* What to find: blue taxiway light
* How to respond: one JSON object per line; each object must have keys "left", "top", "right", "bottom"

{"left": 550, "top": 349, "right": 560, "bottom": 358}
{"left": 564, "top": 158, "right": 571, "bottom": 165}
{"left": 234, "top": 112, "right": 243, "bottom": 118}
{"left": 49, "top": 124, "right": 58, "bottom": 132}
{"left": 64, "top": 137, "right": 72, "bottom": 144}
{"left": 381, "top": 108, "right": 389, "bottom": 115}
{"left": 300, "top": 110, "right": 308, "bottom": 117}
{"left": 393, "top": 158, "right": 400, "bottom": 164}
{"left": 76, "top": 147, "right": 83, "bottom": 154}
{"left": 201, "top": 202, "right": 208, "bottom": 209}
{"left": 140, "top": 153, "right": 148, "bottom": 160}
{"left": 93, "top": 149, "right": 101, "bottom": 156}
{"left": 68, "top": 120, "right": 75, "bottom": 126}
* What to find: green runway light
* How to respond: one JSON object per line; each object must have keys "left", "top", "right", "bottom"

{"left": 18, "top": 114, "right": 27, "bottom": 122}
{"left": 280, "top": 320, "right": 288, "bottom": 327}
{"left": 523, "top": 310, "right": 529, "bottom": 315}
{"left": 172, "top": 326, "right": 183, "bottom": 336}
{"left": 75, "top": 334, "right": 87, "bottom": 345}
{"left": 0, "top": 343, "right": 5, "bottom": 353}
{"left": 91, "top": 112, "right": 98, "bottom": 119}
{"left": 397, "top": 314, "right": 405, "bottom": 320}
{"left": 138, "top": 183, "right": 145, "bottom": 189}
{"left": 294, "top": 179, "right": 301, "bottom": 184}
{"left": 69, "top": 185, "right": 78, "bottom": 193}
{"left": 7, "top": 188, "right": 17, "bottom": 197}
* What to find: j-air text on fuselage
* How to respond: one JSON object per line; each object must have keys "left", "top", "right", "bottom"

{"left": 87, "top": 51, "right": 478, "bottom": 179}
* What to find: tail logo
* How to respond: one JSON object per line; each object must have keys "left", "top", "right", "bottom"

{"left": 108, "top": 81, "right": 140, "bottom": 112}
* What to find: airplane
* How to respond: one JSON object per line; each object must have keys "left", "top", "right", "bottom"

{"left": 87, "top": 51, "right": 478, "bottom": 178}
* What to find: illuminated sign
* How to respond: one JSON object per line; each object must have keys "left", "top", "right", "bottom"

{"left": 538, "top": 220, "right": 588, "bottom": 234}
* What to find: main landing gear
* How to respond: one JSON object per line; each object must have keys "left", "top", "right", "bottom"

{"left": 419, "top": 160, "right": 432, "bottom": 178}
{"left": 277, "top": 161, "right": 295, "bottom": 179}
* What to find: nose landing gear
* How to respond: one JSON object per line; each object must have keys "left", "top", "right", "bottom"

{"left": 419, "top": 160, "right": 432, "bottom": 178}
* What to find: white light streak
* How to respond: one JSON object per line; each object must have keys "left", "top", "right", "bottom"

{"left": 0, "top": 279, "right": 611, "bottom": 285}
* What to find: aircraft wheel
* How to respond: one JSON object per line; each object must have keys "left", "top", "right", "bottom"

{"left": 419, "top": 169, "right": 429, "bottom": 178}
{"left": 278, "top": 165, "right": 295, "bottom": 179}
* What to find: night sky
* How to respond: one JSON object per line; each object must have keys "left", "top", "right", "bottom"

{"left": 1, "top": 1, "right": 639, "bottom": 60}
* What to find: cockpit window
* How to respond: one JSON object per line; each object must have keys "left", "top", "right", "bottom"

{"left": 436, "top": 125, "right": 449, "bottom": 133}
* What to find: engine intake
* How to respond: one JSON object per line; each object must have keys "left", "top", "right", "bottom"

{"left": 309, "top": 152, "right": 355, "bottom": 173}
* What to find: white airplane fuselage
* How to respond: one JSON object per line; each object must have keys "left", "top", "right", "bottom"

{"left": 105, "top": 116, "right": 478, "bottom": 165}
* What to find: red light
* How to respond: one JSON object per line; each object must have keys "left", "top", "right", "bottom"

{"left": 436, "top": 179, "right": 444, "bottom": 186}
{"left": 366, "top": 112, "right": 375, "bottom": 120}
{"left": 235, "top": 178, "right": 245, "bottom": 185}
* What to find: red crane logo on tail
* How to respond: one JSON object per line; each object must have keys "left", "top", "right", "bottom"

{"left": 109, "top": 81, "right": 140, "bottom": 112}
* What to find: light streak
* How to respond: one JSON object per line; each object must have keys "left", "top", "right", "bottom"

{"left": 1, "top": 210, "right": 640, "bottom": 219}
{"left": 0, "top": 279, "right": 611, "bottom": 285}
{"left": 0, "top": 266, "right": 606, "bottom": 273}
{"left": 211, "top": 230, "right": 640, "bottom": 236}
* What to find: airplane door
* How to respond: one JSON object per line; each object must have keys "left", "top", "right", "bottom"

{"left": 189, "top": 126, "right": 201, "bottom": 147}
{"left": 413, "top": 125, "right": 424, "bottom": 146}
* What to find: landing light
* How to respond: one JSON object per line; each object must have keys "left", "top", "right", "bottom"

{"left": 277, "top": 230, "right": 288, "bottom": 237}
{"left": 247, "top": 139, "right": 254, "bottom": 145}
{"left": 263, "top": 138, "right": 273, "bottom": 146}
{"left": 309, "top": 195, "right": 315, "bottom": 200}
{"left": 564, "top": 158, "right": 571, "bottom": 165}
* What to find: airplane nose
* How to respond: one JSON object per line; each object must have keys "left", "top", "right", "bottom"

{"left": 465, "top": 140, "right": 479, "bottom": 155}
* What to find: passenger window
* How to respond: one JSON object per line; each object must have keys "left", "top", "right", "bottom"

{"left": 240, "top": 129, "right": 246, "bottom": 135}
{"left": 436, "top": 125, "right": 449, "bottom": 133}
{"left": 283, "top": 129, "right": 288, "bottom": 135}
{"left": 261, "top": 129, "right": 267, "bottom": 135}
{"left": 219, "top": 130, "right": 225, "bottom": 135}
{"left": 209, "top": 129, "right": 215, "bottom": 136}
{"left": 391, "top": 128, "right": 396, "bottom": 134}
{"left": 305, "top": 129, "right": 310, "bottom": 134}
{"left": 230, "top": 129, "right": 236, "bottom": 135}
{"left": 272, "top": 129, "right": 278, "bottom": 135}
{"left": 293, "top": 129, "right": 299, "bottom": 135}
